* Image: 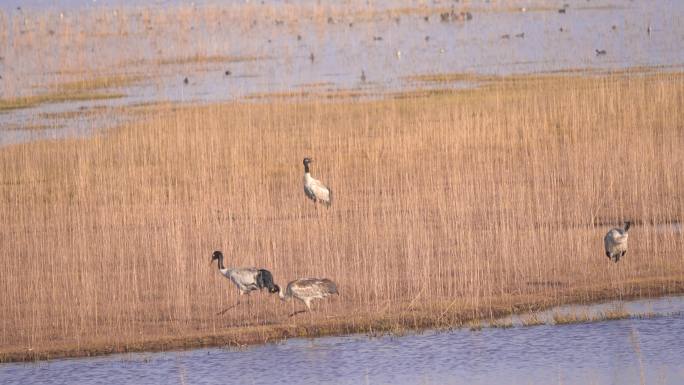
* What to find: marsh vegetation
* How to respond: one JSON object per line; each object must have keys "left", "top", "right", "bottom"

{"left": 1, "top": 69, "right": 683, "bottom": 361}
{"left": 0, "top": 0, "right": 683, "bottom": 363}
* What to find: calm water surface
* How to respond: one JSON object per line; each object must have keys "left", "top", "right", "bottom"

{"left": 2, "top": 296, "right": 683, "bottom": 385}
{"left": 1, "top": 0, "right": 684, "bottom": 144}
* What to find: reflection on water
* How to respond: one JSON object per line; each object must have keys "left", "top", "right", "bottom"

{"left": 2, "top": 296, "right": 683, "bottom": 385}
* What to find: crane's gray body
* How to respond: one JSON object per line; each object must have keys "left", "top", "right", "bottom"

{"left": 604, "top": 222, "right": 631, "bottom": 263}
{"left": 211, "top": 251, "right": 278, "bottom": 295}
{"left": 221, "top": 268, "right": 271, "bottom": 295}
{"left": 302, "top": 158, "right": 332, "bottom": 206}
{"left": 304, "top": 173, "right": 332, "bottom": 206}
{"left": 279, "top": 278, "right": 338, "bottom": 310}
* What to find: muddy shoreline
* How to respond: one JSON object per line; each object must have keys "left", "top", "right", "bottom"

{"left": 3, "top": 279, "right": 683, "bottom": 363}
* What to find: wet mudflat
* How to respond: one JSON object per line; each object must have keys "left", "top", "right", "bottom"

{"left": 1, "top": 0, "right": 683, "bottom": 144}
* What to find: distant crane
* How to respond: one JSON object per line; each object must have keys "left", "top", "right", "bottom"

{"left": 303, "top": 157, "right": 332, "bottom": 207}
{"left": 278, "top": 278, "right": 339, "bottom": 316}
{"left": 211, "top": 250, "right": 279, "bottom": 314}
{"left": 604, "top": 221, "right": 631, "bottom": 263}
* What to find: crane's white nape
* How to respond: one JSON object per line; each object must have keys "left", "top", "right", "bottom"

{"left": 303, "top": 157, "right": 332, "bottom": 207}
{"left": 603, "top": 221, "right": 631, "bottom": 263}
{"left": 211, "top": 250, "right": 279, "bottom": 315}
{"left": 278, "top": 277, "right": 339, "bottom": 317}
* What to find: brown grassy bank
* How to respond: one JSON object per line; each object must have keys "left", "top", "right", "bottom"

{"left": 1, "top": 71, "right": 683, "bottom": 362}
{"left": 3, "top": 278, "right": 684, "bottom": 363}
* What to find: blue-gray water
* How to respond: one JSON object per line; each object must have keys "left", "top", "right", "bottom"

{"left": 2, "top": 296, "right": 683, "bottom": 385}
{"left": 2, "top": 0, "right": 684, "bottom": 145}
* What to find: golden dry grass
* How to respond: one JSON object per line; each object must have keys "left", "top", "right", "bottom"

{"left": 156, "top": 54, "right": 264, "bottom": 66}
{"left": 0, "top": 71, "right": 683, "bottom": 361}
{"left": 0, "top": 91, "right": 124, "bottom": 112}
{"left": 520, "top": 313, "right": 545, "bottom": 327}
{"left": 48, "top": 74, "right": 144, "bottom": 93}
{"left": 0, "top": 75, "right": 139, "bottom": 112}
{"left": 553, "top": 305, "right": 631, "bottom": 325}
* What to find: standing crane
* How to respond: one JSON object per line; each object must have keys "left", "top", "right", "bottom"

{"left": 211, "top": 250, "right": 279, "bottom": 314}
{"left": 604, "top": 221, "right": 631, "bottom": 263}
{"left": 303, "top": 157, "right": 332, "bottom": 207}
{"left": 278, "top": 278, "right": 338, "bottom": 316}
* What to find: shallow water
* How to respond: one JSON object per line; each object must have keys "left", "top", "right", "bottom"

{"left": 1, "top": 0, "right": 683, "bottom": 144}
{"left": 2, "top": 296, "right": 683, "bottom": 385}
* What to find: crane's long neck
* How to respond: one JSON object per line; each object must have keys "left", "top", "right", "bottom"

{"left": 304, "top": 163, "right": 310, "bottom": 174}
{"left": 278, "top": 286, "right": 289, "bottom": 301}
{"left": 624, "top": 222, "right": 631, "bottom": 232}
{"left": 216, "top": 255, "right": 226, "bottom": 270}
{"left": 304, "top": 173, "right": 314, "bottom": 185}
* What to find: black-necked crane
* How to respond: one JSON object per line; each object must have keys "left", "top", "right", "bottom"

{"left": 604, "top": 221, "right": 631, "bottom": 263}
{"left": 211, "top": 250, "right": 279, "bottom": 314}
{"left": 303, "top": 157, "right": 332, "bottom": 207}
{"left": 278, "top": 278, "right": 338, "bottom": 316}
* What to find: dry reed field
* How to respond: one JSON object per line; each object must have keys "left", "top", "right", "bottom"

{"left": 1, "top": 70, "right": 683, "bottom": 361}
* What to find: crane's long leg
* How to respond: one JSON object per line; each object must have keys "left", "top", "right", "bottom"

{"left": 216, "top": 300, "right": 242, "bottom": 315}
{"left": 290, "top": 298, "right": 314, "bottom": 317}
{"left": 288, "top": 309, "right": 308, "bottom": 317}
{"left": 216, "top": 291, "right": 246, "bottom": 315}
